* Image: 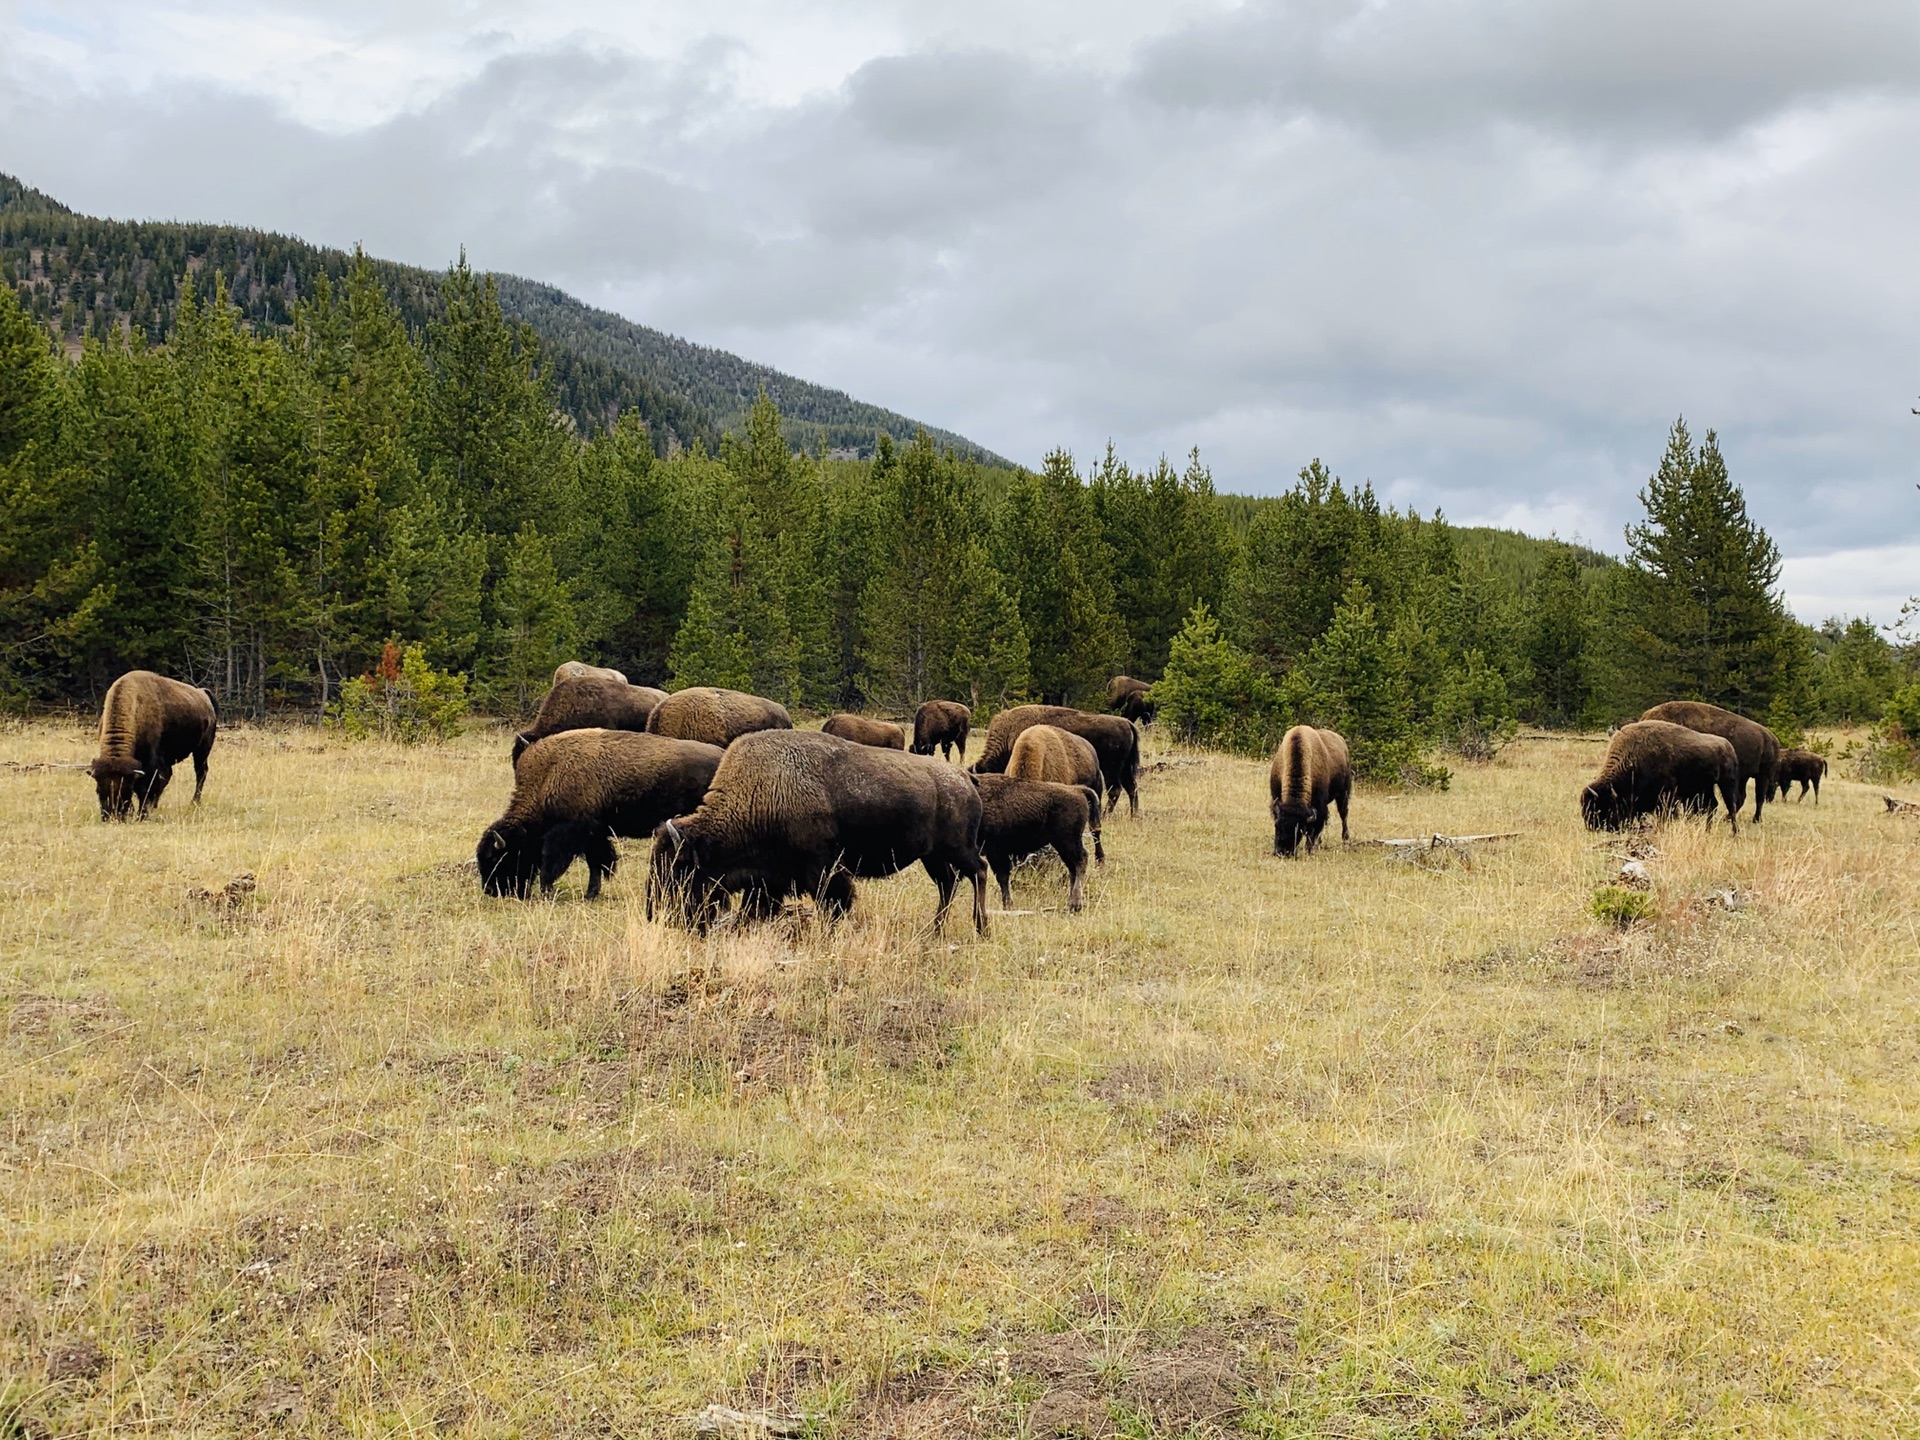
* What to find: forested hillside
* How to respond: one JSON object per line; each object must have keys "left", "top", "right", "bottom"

{"left": 0, "top": 173, "right": 1001, "bottom": 462}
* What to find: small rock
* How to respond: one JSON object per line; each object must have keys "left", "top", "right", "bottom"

{"left": 1617, "top": 859, "right": 1651, "bottom": 890}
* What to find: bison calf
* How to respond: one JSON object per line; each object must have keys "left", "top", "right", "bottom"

{"left": 822, "top": 713, "right": 905, "bottom": 749}
{"left": 479, "top": 729, "right": 723, "bottom": 899}
{"left": 1581, "top": 720, "right": 1740, "bottom": 833}
{"left": 1106, "top": 675, "right": 1155, "bottom": 724}
{"left": 911, "top": 699, "right": 972, "bottom": 761}
{"left": 974, "top": 774, "right": 1103, "bottom": 912}
{"left": 1268, "top": 724, "right": 1352, "bottom": 857}
{"left": 90, "top": 670, "right": 218, "bottom": 820}
{"left": 1772, "top": 747, "right": 1826, "bottom": 803}
{"left": 513, "top": 676, "right": 667, "bottom": 763}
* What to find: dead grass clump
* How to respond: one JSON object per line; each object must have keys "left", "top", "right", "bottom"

{"left": 1008, "top": 1326, "right": 1248, "bottom": 1437}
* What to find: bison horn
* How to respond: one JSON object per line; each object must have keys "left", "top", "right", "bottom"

{"left": 662, "top": 819, "right": 682, "bottom": 849}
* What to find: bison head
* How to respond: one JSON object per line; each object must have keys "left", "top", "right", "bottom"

{"left": 89, "top": 758, "right": 144, "bottom": 821}
{"left": 477, "top": 823, "right": 537, "bottom": 898}
{"left": 1579, "top": 782, "right": 1625, "bottom": 831}
{"left": 646, "top": 818, "right": 728, "bottom": 929}
{"left": 1271, "top": 799, "right": 1312, "bottom": 858}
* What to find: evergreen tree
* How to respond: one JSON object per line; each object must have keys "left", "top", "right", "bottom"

{"left": 489, "top": 525, "right": 578, "bottom": 715}
{"left": 948, "top": 543, "right": 1031, "bottom": 716}
{"left": 1523, "top": 544, "right": 1593, "bottom": 727}
{"left": 1813, "top": 617, "right": 1898, "bottom": 723}
{"left": 1624, "top": 420, "right": 1789, "bottom": 714}
{"left": 1282, "top": 581, "right": 1423, "bottom": 779}
{"left": 994, "top": 450, "right": 1127, "bottom": 704}
{"left": 669, "top": 476, "right": 795, "bottom": 696}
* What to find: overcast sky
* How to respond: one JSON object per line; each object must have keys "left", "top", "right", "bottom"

{"left": 3, "top": 0, "right": 1915, "bottom": 621}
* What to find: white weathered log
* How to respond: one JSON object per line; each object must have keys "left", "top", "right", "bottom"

{"left": 684, "top": 1405, "right": 807, "bottom": 1438}
{"left": 1353, "top": 832, "right": 1521, "bottom": 850}
{"left": 1884, "top": 795, "right": 1920, "bottom": 816}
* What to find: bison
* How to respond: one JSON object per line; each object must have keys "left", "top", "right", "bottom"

{"left": 646, "top": 729, "right": 989, "bottom": 934}
{"left": 822, "top": 713, "right": 906, "bottom": 749}
{"left": 512, "top": 677, "right": 667, "bottom": 763}
{"left": 1772, "top": 747, "right": 1826, "bottom": 803}
{"left": 553, "top": 661, "right": 629, "bottom": 685}
{"left": 1106, "top": 675, "right": 1155, "bottom": 724}
{"left": 1268, "top": 724, "right": 1352, "bottom": 857}
{"left": 911, "top": 699, "right": 972, "bottom": 761}
{"left": 89, "top": 670, "right": 218, "bottom": 820}
{"left": 478, "top": 729, "right": 723, "bottom": 899}
{"left": 646, "top": 686, "right": 793, "bottom": 748}
{"left": 1581, "top": 720, "right": 1741, "bottom": 833}
{"left": 1007, "top": 723, "right": 1104, "bottom": 805}
{"left": 973, "top": 705, "right": 1141, "bottom": 815}
{"left": 974, "top": 774, "right": 1104, "bottom": 912}
{"left": 1639, "top": 700, "right": 1780, "bottom": 822}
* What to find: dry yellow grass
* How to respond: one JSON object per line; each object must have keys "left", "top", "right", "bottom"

{"left": 2, "top": 717, "right": 1917, "bottom": 1437}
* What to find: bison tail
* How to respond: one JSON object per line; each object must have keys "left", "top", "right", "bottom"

{"left": 1080, "top": 785, "right": 1105, "bottom": 863}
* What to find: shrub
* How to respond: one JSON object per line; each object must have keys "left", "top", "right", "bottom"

{"left": 1590, "top": 884, "right": 1655, "bottom": 929}
{"left": 1153, "top": 603, "right": 1287, "bottom": 757}
{"left": 1856, "top": 680, "right": 1920, "bottom": 783}
{"left": 329, "top": 642, "right": 469, "bottom": 743}
{"left": 1432, "top": 648, "right": 1519, "bottom": 761}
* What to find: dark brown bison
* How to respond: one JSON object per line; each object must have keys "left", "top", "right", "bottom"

{"left": 973, "top": 774, "right": 1103, "bottom": 913}
{"left": 1772, "top": 747, "right": 1826, "bottom": 803}
{"left": 822, "top": 713, "right": 906, "bottom": 749}
{"left": 1581, "top": 720, "right": 1741, "bottom": 833}
{"left": 1106, "top": 675, "right": 1155, "bottom": 724}
{"left": 1007, "top": 723, "right": 1104, "bottom": 804}
{"left": 89, "top": 670, "right": 218, "bottom": 820}
{"left": 973, "top": 705, "right": 1141, "bottom": 815}
{"left": 478, "top": 729, "right": 723, "bottom": 899}
{"left": 512, "top": 677, "right": 667, "bottom": 763}
{"left": 1639, "top": 701, "right": 1780, "bottom": 822}
{"left": 553, "top": 661, "right": 628, "bottom": 685}
{"left": 911, "top": 699, "right": 972, "bottom": 761}
{"left": 646, "top": 686, "right": 793, "bottom": 748}
{"left": 647, "top": 729, "right": 989, "bottom": 934}
{"left": 1268, "top": 724, "right": 1352, "bottom": 857}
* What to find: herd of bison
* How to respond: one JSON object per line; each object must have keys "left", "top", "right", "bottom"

{"left": 81, "top": 664, "right": 1830, "bottom": 933}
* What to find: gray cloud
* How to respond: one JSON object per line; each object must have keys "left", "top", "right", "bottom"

{"left": 2, "top": 1, "right": 1915, "bottom": 618}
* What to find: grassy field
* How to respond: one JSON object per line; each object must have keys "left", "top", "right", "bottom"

{"left": 2, "top": 717, "right": 1917, "bottom": 1438}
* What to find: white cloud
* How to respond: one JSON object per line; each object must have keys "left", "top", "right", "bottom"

{"left": 1781, "top": 543, "right": 1920, "bottom": 628}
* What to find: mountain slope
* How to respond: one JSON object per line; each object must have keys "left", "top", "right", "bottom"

{"left": 0, "top": 172, "right": 1006, "bottom": 463}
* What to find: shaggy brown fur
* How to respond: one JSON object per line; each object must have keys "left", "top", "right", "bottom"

{"left": 973, "top": 773, "right": 1104, "bottom": 912}
{"left": 90, "top": 670, "right": 218, "bottom": 820}
{"left": 973, "top": 705, "right": 1141, "bottom": 815}
{"left": 1267, "top": 725, "right": 1352, "bottom": 857}
{"left": 1581, "top": 720, "right": 1741, "bottom": 833}
{"left": 822, "top": 713, "right": 906, "bottom": 749}
{"left": 1106, "top": 675, "right": 1155, "bottom": 724}
{"left": 512, "top": 677, "right": 667, "bottom": 762}
{"left": 910, "top": 699, "right": 972, "bottom": 761}
{"left": 647, "top": 729, "right": 988, "bottom": 934}
{"left": 553, "top": 661, "right": 628, "bottom": 685}
{"left": 1640, "top": 700, "right": 1780, "bottom": 822}
{"left": 1772, "top": 747, "right": 1826, "bottom": 803}
{"left": 1007, "top": 723, "right": 1104, "bottom": 804}
{"left": 646, "top": 686, "right": 793, "bottom": 748}
{"left": 478, "top": 729, "right": 723, "bottom": 899}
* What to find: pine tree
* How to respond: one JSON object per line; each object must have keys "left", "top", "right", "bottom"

{"left": 1624, "top": 420, "right": 1789, "bottom": 714}
{"left": 1523, "top": 545, "right": 1592, "bottom": 727}
{"left": 1814, "top": 617, "right": 1897, "bottom": 723}
{"left": 994, "top": 450, "right": 1127, "bottom": 704}
{"left": 1282, "top": 581, "right": 1422, "bottom": 779}
{"left": 489, "top": 526, "right": 578, "bottom": 715}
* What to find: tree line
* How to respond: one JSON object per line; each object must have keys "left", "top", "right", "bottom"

{"left": 0, "top": 254, "right": 1909, "bottom": 767}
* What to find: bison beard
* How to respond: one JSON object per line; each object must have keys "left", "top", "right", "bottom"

{"left": 1268, "top": 725, "right": 1351, "bottom": 858}
{"left": 646, "top": 729, "right": 989, "bottom": 934}
{"left": 90, "top": 670, "right": 218, "bottom": 820}
{"left": 1580, "top": 720, "right": 1741, "bottom": 833}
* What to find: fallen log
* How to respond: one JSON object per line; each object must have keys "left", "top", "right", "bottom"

{"left": 1884, "top": 795, "right": 1920, "bottom": 816}
{"left": 1351, "top": 832, "right": 1521, "bottom": 851}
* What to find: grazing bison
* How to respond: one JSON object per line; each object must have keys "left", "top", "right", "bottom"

{"left": 512, "top": 677, "right": 667, "bottom": 763}
{"left": 1773, "top": 747, "right": 1826, "bottom": 803}
{"left": 646, "top": 686, "right": 792, "bottom": 748}
{"left": 89, "top": 670, "right": 218, "bottom": 820}
{"left": 478, "top": 729, "right": 723, "bottom": 899}
{"left": 911, "top": 699, "right": 972, "bottom": 761}
{"left": 822, "top": 713, "right": 906, "bottom": 749}
{"left": 1640, "top": 701, "right": 1780, "bottom": 822}
{"left": 553, "top": 661, "right": 628, "bottom": 685}
{"left": 1106, "top": 675, "right": 1155, "bottom": 724}
{"left": 1007, "top": 723, "right": 1104, "bottom": 804}
{"left": 1268, "top": 724, "right": 1352, "bottom": 858}
{"left": 973, "top": 705, "right": 1141, "bottom": 815}
{"left": 974, "top": 774, "right": 1103, "bottom": 912}
{"left": 647, "top": 729, "right": 989, "bottom": 934}
{"left": 1581, "top": 720, "right": 1741, "bottom": 833}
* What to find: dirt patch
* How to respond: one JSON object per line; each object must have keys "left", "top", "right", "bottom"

{"left": 44, "top": 1337, "right": 106, "bottom": 1382}
{"left": 4, "top": 992, "right": 124, "bottom": 1036}
{"left": 1008, "top": 1327, "right": 1247, "bottom": 1437}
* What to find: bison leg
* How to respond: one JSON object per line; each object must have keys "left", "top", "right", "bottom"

{"left": 1719, "top": 779, "right": 1740, "bottom": 835}
{"left": 138, "top": 764, "right": 173, "bottom": 818}
{"left": 1333, "top": 779, "right": 1351, "bottom": 842}
{"left": 988, "top": 852, "right": 1013, "bottom": 910}
{"left": 926, "top": 861, "right": 960, "bottom": 932}
{"left": 812, "top": 869, "right": 856, "bottom": 927}
{"left": 582, "top": 832, "right": 619, "bottom": 900}
{"left": 1057, "top": 835, "right": 1088, "bottom": 912}
{"left": 191, "top": 745, "right": 211, "bottom": 804}
{"left": 1749, "top": 773, "right": 1766, "bottom": 824}
{"left": 970, "top": 858, "right": 989, "bottom": 935}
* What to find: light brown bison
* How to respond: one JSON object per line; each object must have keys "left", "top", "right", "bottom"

{"left": 512, "top": 677, "right": 667, "bottom": 763}
{"left": 911, "top": 699, "right": 972, "bottom": 761}
{"left": 647, "top": 729, "right": 988, "bottom": 934}
{"left": 973, "top": 705, "right": 1141, "bottom": 815}
{"left": 1639, "top": 700, "right": 1780, "bottom": 822}
{"left": 1106, "top": 675, "right": 1155, "bottom": 724}
{"left": 1772, "top": 747, "right": 1826, "bottom": 803}
{"left": 822, "top": 712, "right": 906, "bottom": 749}
{"left": 1007, "top": 723, "right": 1104, "bottom": 805}
{"left": 89, "top": 670, "right": 218, "bottom": 820}
{"left": 553, "top": 661, "right": 629, "bottom": 685}
{"left": 973, "top": 774, "right": 1103, "bottom": 913}
{"left": 1268, "top": 724, "right": 1352, "bottom": 857}
{"left": 646, "top": 686, "right": 793, "bottom": 748}
{"left": 479, "top": 729, "right": 723, "bottom": 899}
{"left": 1581, "top": 720, "right": 1741, "bottom": 833}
